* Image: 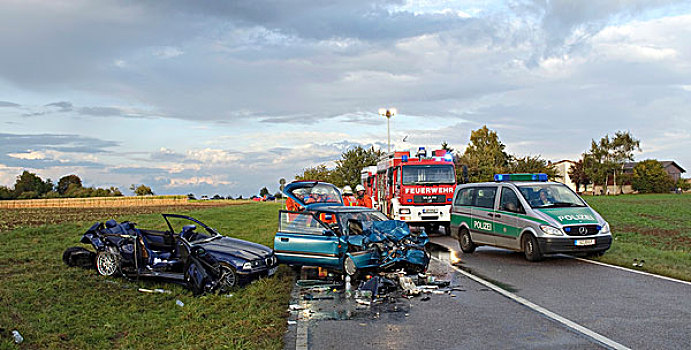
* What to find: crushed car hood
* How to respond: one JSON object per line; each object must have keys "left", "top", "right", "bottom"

{"left": 199, "top": 236, "right": 273, "bottom": 260}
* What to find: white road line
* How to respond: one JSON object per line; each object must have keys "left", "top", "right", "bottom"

{"left": 572, "top": 257, "right": 691, "bottom": 286}
{"left": 436, "top": 257, "right": 632, "bottom": 350}
{"left": 296, "top": 320, "right": 309, "bottom": 350}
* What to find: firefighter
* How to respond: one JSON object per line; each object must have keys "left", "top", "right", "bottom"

{"left": 355, "top": 184, "right": 373, "bottom": 208}
{"left": 342, "top": 185, "right": 357, "bottom": 206}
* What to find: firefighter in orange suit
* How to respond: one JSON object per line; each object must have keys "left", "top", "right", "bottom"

{"left": 342, "top": 185, "right": 357, "bottom": 206}
{"left": 355, "top": 184, "right": 373, "bottom": 208}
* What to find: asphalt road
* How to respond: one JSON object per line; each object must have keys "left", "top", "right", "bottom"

{"left": 285, "top": 257, "right": 606, "bottom": 350}
{"left": 432, "top": 236, "right": 691, "bottom": 350}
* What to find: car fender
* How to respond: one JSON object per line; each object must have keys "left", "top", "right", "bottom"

{"left": 519, "top": 228, "right": 538, "bottom": 250}
{"left": 345, "top": 251, "right": 378, "bottom": 270}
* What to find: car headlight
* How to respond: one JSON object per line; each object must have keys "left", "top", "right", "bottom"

{"left": 399, "top": 208, "right": 411, "bottom": 214}
{"left": 600, "top": 222, "right": 611, "bottom": 234}
{"left": 540, "top": 225, "right": 564, "bottom": 236}
{"left": 242, "top": 262, "right": 252, "bottom": 270}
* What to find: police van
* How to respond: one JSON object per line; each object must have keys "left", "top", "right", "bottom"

{"left": 449, "top": 173, "right": 612, "bottom": 261}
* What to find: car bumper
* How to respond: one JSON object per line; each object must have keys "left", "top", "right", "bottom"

{"left": 536, "top": 235, "right": 612, "bottom": 254}
{"left": 236, "top": 264, "right": 279, "bottom": 284}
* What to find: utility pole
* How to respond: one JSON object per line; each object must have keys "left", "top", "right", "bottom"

{"left": 378, "top": 108, "right": 397, "bottom": 153}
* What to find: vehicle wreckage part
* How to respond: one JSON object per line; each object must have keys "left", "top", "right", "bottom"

{"left": 217, "top": 265, "right": 237, "bottom": 292}
{"left": 343, "top": 256, "right": 357, "bottom": 276}
{"left": 62, "top": 246, "right": 96, "bottom": 269}
{"left": 96, "top": 249, "right": 120, "bottom": 276}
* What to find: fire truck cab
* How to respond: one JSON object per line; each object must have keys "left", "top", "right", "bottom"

{"left": 364, "top": 147, "right": 457, "bottom": 234}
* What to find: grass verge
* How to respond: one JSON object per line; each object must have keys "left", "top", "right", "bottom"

{"left": 0, "top": 202, "right": 293, "bottom": 349}
{"left": 584, "top": 193, "right": 691, "bottom": 281}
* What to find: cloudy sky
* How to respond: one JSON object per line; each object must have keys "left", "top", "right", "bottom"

{"left": 1, "top": 0, "right": 690, "bottom": 196}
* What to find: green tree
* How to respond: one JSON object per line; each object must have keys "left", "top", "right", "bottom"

{"left": 457, "top": 126, "right": 510, "bottom": 182}
{"left": 13, "top": 171, "right": 53, "bottom": 198}
{"left": 568, "top": 159, "right": 591, "bottom": 193}
{"left": 295, "top": 164, "right": 335, "bottom": 183}
{"left": 331, "top": 146, "right": 382, "bottom": 188}
{"left": 274, "top": 192, "right": 283, "bottom": 199}
{"left": 0, "top": 186, "right": 14, "bottom": 200}
{"left": 583, "top": 131, "right": 640, "bottom": 194}
{"left": 676, "top": 178, "right": 690, "bottom": 191}
{"left": 57, "top": 174, "right": 82, "bottom": 195}
{"left": 130, "top": 184, "right": 154, "bottom": 196}
{"left": 508, "top": 155, "right": 557, "bottom": 179}
{"left": 632, "top": 160, "right": 674, "bottom": 193}
{"left": 259, "top": 187, "right": 270, "bottom": 197}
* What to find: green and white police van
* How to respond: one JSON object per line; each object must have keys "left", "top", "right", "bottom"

{"left": 450, "top": 173, "right": 612, "bottom": 261}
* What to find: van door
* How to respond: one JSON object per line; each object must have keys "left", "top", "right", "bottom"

{"left": 470, "top": 186, "right": 498, "bottom": 245}
{"left": 494, "top": 186, "right": 525, "bottom": 250}
{"left": 274, "top": 211, "right": 341, "bottom": 268}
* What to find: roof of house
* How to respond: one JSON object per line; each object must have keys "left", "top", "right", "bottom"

{"left": 623, "top": 161, "right": 685, "bottom": 173}
{"left": 551, "top": 159, "right": 576, "bottom": 166}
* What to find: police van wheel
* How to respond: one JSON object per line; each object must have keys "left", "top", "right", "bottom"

{"left": 523, "top": 234, "right": 543, "bottom": 262}
{"left": 459, "top": 228, "right": 476, "bottom": 253}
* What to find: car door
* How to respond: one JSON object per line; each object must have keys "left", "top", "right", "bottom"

{"left": 470, "top": 186, "right": 498, "bottom": 245}
{"left": 274, "top": 211, "right": 341, "bottom": 268}
{"left": 494, "top": 186, "right": 525, "bottom": 250}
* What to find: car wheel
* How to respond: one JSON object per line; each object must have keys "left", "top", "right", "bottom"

{"left": 523, "top": 234, "right": 543, "bottom": 262}
{"left": 217, "top": 265, "right": 237, "bottom": 293}
{"left": 343, "top": 255, "right": 357, "bottom": 277}
{"left": 95, "top": 250, "right": 120, "bottom": 276}
{"left": 458, "top": 228, "right": 476, "bottom": 253}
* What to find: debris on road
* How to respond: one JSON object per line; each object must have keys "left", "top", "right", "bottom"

{"left": 12, "top": 330, "right": 23, "bottom": 344}
{"left": 175, "top": 300, "right": 184, "bottom": 307}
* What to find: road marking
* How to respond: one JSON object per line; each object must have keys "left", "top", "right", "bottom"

{"left": 296, "top": 320, "right": 309, "bottom": 350}
{"left": 436, "top": 257, "right": 632, "bottom": 350}
{"left": 572, "top": 257, "right": 691, "bottom": 286}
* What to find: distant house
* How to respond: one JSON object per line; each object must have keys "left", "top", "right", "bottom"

{"left": 623, "top": 160, "right": 686, "bottom": 182}
{"left": 551, "top": 160, "right": 577, "bottom": 192}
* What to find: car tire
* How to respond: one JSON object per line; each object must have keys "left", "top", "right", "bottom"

{"left": 343, "top": 255, "right": 358, "bottom": 278}
{"left": 523, "top": 234, "right": 543, "bottom": 262}
{"left": 216, "top": 265, "right": 238, "bottom": 293}
{"left": 458, "top": 228, "right": 476, "bottom": 253}
{"left": 95, "top": 250, "right": 120, "bottom": 276}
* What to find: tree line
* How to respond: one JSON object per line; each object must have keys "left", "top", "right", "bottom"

{"left": 294, "top": 126, "right": 686, "bottom": 194}
{"left": 0, "top": 171, "right": 123, "bottom": 200}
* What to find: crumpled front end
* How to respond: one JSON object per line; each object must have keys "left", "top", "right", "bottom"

{"left": 356, "top": 220, "right": 431, "bottom": 274}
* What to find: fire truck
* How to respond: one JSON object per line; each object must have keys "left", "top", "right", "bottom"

{"left": 361, "top": 147, "right": 457, "bottom": 234}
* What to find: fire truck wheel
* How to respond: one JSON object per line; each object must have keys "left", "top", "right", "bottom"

{"left": 458, "top": 228, "right": 476, "bottom": 253}
{"left": 443, "top": 224, "right": 451, "bottom": 236}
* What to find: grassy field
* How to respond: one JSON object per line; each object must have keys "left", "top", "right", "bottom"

{"left": 584, "top": 193, "right": 691, "bottom": 281}
{"left": 0, "top": 202, "right": 293, "bottom": 349}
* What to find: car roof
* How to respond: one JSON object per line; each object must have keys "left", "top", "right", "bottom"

{"left": 457, "top": 181, "right": 561, "bottom": 187}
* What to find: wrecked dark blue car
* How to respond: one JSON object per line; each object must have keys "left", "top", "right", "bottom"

{"left": 75, "top": 214, "right": 277, "bottom": 295}
{"left": 274, "top": 181, "right": 430, "bottom": 277}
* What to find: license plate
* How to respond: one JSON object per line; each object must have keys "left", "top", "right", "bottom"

{"left": 268, "top": 266, "right": 278, "bottom": 276}
{"left": 422, "top": 208, "right": 438, "bottom": 213}
{"left": 575, "top": 239, "right": 595, "bottom": 246}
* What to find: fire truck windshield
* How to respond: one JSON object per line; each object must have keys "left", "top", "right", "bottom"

{"left": 402, "top": 165, "right": 455, "bottom": 185}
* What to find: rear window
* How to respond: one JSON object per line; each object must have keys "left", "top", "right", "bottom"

{"left": 473, "top": 187, "right": 497, "bottom": 209}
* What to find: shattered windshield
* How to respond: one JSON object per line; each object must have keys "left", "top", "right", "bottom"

{"left": 402, "top": 165, "right": 455, "bottom": 185}
{"left": 517, "top": 183, "right": 586, "bottom": 208}
{"left": 337, "top": 211, "right": 388, "bottom": 236}
{"left": 289, "top": 183, "right": 342, "bottom": 205}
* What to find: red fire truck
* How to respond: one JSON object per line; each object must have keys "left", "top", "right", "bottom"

{"left": 361, "top": 147, "right": 457, "bottom": 234}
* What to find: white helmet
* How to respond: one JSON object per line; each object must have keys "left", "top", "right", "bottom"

{"left": 355, "top": 184, "right": 366, "bottom": 192}
{"left": 342, "top": 185, "right": 353, "bottom": 195}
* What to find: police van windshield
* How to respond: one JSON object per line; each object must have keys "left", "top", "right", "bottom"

{"left": 517, "top": 183, "right": 586, "bottom": 208}
{"left": 402, "top": 165, "right": 455, "bottom": 185}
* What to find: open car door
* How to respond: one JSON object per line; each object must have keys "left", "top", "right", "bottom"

{"left": 274, "top": 210, "right": 342, "bottom": 268}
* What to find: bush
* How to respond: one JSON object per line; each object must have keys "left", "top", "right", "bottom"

{"left": 632, "top": 160, "right": 674, "bottom": 193}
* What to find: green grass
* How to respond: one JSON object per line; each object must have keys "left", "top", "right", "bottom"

{"left": 584, "top": 193, "right": 691, "bottom": 281}
{"left": 0, "top": 203, "right": 293, "bottom": 349}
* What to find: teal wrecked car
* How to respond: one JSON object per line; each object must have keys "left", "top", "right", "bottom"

{"left": 273, "top": 181, "right": 430, "bottom": 278}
